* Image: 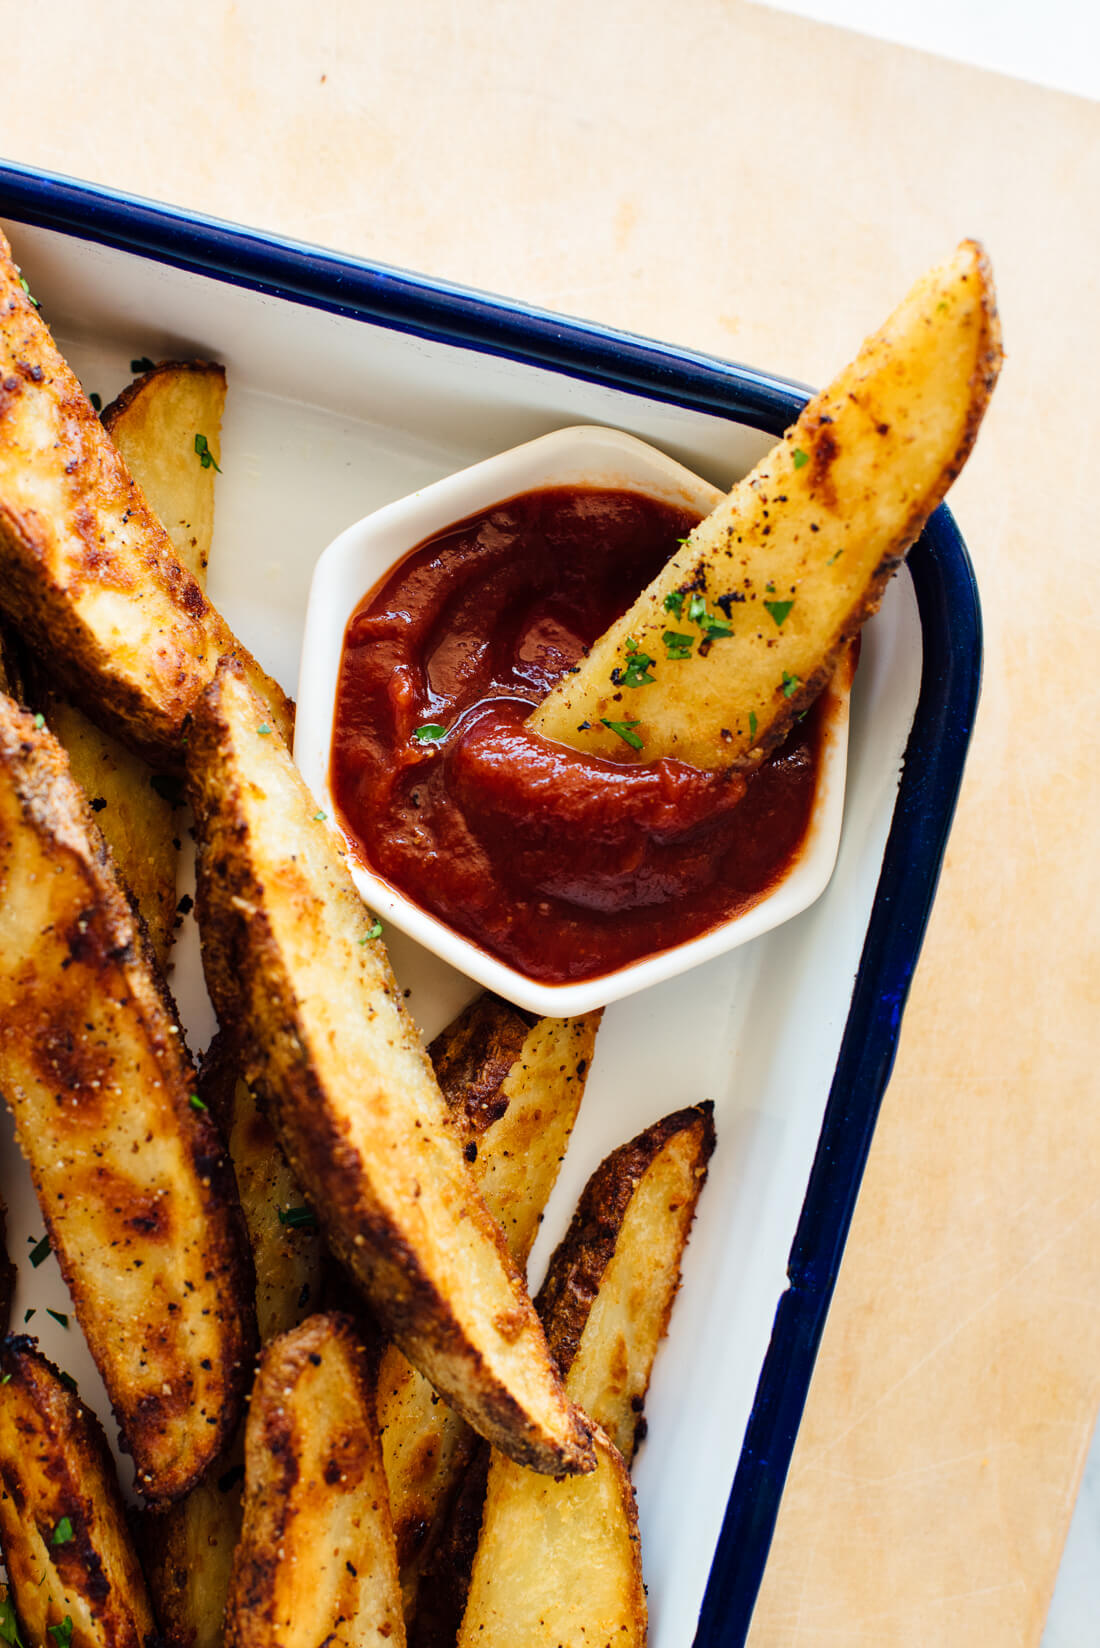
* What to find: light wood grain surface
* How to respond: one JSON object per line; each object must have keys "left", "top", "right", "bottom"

{"left": 8, "top": 2, "right": 1100, "bottom": 1641}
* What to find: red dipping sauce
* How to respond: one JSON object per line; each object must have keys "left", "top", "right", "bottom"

{"left": 331, "top": 487, "right": 824, "bottom": 985}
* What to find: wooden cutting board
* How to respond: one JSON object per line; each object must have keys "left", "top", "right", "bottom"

{"left": 4, "top": 0, "right": 1099, "bottom": 1640}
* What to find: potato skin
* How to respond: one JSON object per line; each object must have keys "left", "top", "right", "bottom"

{"left": 532, "top": 240, "right": 1001, "bottom": 767}
{"left": 0, "top": 693, "right": 256, "bottom": 1502}
{"left": 0, "top": 231, "right": 290, "bottom": 766}
{"left": 0, "top": 1337, "right": 158, "bottom": 1647}
{"left": 189, "top": 661, "right": 593, "bottom": 1478}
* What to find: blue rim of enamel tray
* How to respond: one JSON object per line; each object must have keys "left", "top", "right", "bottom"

{"left": 0, "top": 161, "right": 983, "bottom": 1647}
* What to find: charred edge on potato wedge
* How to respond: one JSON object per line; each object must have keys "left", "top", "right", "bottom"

{"left": 102, "top": 359, "right": 226, "bottom": 590}
{"left": 0, "top": 232, "right": 291, "bottom": 766}
{"left": 531, "top": 239, "right": 1001, "bottom": 768}
{"left": 0, "top": 1337, "right": 157, "bottom": 1648}
{"left": 0, "top": 694, "right": 257, "bottom": 1501}
{"left": 188, "top": 659, "right": 594, "bottom": 1477}
{"left": 225, "top": 1314, "right": 406, "bottom": 1648}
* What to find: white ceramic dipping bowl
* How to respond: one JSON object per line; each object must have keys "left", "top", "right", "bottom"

{"left": 295, "top": 424, "right": 851, "bottom": 1016}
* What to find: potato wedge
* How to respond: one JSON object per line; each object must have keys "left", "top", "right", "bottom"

{"left": 189, "top": 660, "right": 593, "bottom": 1478}
{"left": 102, "top": 361, "right": 226, "bottom": 588}
{"left": 418, "top": 1105, "right": 713, "bottom": 1647}
{"left": 138, "top": 1468, "right": 244, "bottom": 1648}
{"left": 0, "top": 231, "right": 290, "bottom": 765}
{"left": 383, "top": 1000, "right": 600, "bottom": 1616}
{"left": 456, "top": 1426, "right": 645, "bottom": 1648}
{"left": 531, "top": 240, "right": 1001, "bottom": 767}
{"left": 0, "top": 1337, "right": 157, "bottom": 1647}
{"left": 225, "top": 1314, "right": 405, "bottom": 1648}
{"left": 0, "top": 693, "right": 256, "bottom": 1502}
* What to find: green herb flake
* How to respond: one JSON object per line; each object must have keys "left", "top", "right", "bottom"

{"left": 364, "top": 920, "right": 383, "bottom": 940}
{"left": 88, "top": 392, "right": 102, "bottom": 412}
{"left": 194, "top": 433, "right": 222, "bottom": 472}
{"left": 189, "top": 1093, "right": 207, "bottom": 1113}
{"left": 687, "top": 593, "right": 708, "bottom": 626}
{"left": 763, "top": 599, "right": 794, "bottom": 628}
{"left": 313, "top": 810, "right": 327, "bottom": 823}
{"left": 749, "top": 711, "right": 758, "bottom": 741}
{"left": 131, "top": 356, "right": 156, "bottom": 374}
{"left": 0, "top": 1374, "right": 10, "bottom": 1386}
{"left": 48, "top": 1618, "right": 73, "bottom": 1648}
{"left": 51, "top": 1516, "right": 74, "bottom": 1546}
{"left": 256, "top": 724, "right": 272, "bottom": 736}
{"left": 29, "top": 1235, "right": 51, "bottom": 1268}
{"left": 278, "top": 1206, "right": 317, "bottom": 1229}
{"left": 614, "top": 642, "right": 656, "bottom": 688}
{"left": 663, "top": 590, "right": 685, "bottom": 617}
{"left": 412, "top": 724, "right": 447, "bottom": 743}
{"left": 792, "top": 447, "right": 809, "bottom": 469}
{"left": 0, "top": 1594, "right": 23, "bottom": 1645}
{"left": 700, "top": 616, "right": 733, "bottom": 642}
{"left": 46, "top": 1310, "right": 69, "bottom": 1330}
{"left": 662, "top": 630, "right": 694, "bottom": 660}
{"left": 23, "top": 1310, "right": 34, "bottom": 1324}
{"left": 33, "top": 713, "right": 45, "bottom": 730}
{"left": 600, "top": 718, "right": 644, "bottom": 752}
{"left": 826, "top": 548, "right": 844, "bottom": 565}
{"left": 782, "top": 671, "right": 801, "bottom": 699}
{"left": 18, "top": 274, "right": 39, "bottom": 309}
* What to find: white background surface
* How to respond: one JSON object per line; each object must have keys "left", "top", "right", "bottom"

{"left": 756, "top": 5, "right": 1099, "bottom": 1644}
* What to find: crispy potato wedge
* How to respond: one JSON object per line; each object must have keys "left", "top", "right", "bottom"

{"left": 457, "top": 1426, "right": 645, "bottom": 1648}
{"left": 419, "top": 1105, "right": 713, "bottom": 1647}
{"left": 225, "top": 1314, "right": 405, "bottom": 1648}
{"left": 0, "top": 1202, "right": 12, "bottom": 1335}
{"left": 0, "top": 231, "right": 290, "bottom": 765}
{"left": 103, "top": 360, "right": 225, "bottom": 588}
{"left": 41, "top": 693, "right": 181, "bottom": 971}
{"left": 0, "top": 694, "right": 256, "bottom": 1502}
{"left": 537, "top": 1103, "right": 715, "bottom": 1461}
{"left": 0, "top": 1337, "right": 157, "bottom": 1648}
{"left": 383, "top": 1000, "right": 600, "bottom": 1616}
{"left": 139, "top": 1468, "right": 244, "bottom": 1648}
{"left": 531, "top": 240, "right": 1001, "bottom": 768}
{"left": 189, "top": 660, "right": 593, "bottom": 1478}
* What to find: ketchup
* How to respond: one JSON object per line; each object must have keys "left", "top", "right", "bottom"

{"left": 330, "top": 487, "right": 822, "bottom": 984}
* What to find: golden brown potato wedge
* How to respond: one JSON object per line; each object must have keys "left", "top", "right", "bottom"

{"left": 0, "top": 1337, "right": 157, "bottom": 1648}
{"left": 0, "top": 693, "right": 256, "bottom": 1502}
{"left": 457, "top": 1426, "right": 645, "bottom": 1648}
{"left": 383, "top": 1000, "right": 600, "bottom": 1617}
{"left": 102, "top": 360, "right": 226, "bottom": 589}
{"left": 189, "top": 660, "right": 593, "bottom": 1479}
{"left": 418, "top": 1105, "right": 714, "bottom": 1648}
{"left": 225, "top": 1314, "right": 405, "bottom": 1648}
{"left": 531, "top": 240, "right": 1001, "bottom": 768}
{"left": 537, "top": 1103, "right": 715, "bottom": 1461}
{"left": 0, "top": 231, "right": 290, "bottom": 766}
{"left": 138, "top": 1468, "right": 243, "bottom": 1648}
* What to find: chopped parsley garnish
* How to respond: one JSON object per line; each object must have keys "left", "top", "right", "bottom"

{"left": 763, "top": 599, "right": 794, "bottom": 628}
{"left": 51, "top": 1517, "right": 74, "bottom": 1546}
{"left": 687, "top": 592, "right": 707, "bottom": 626}
{"left": 613, "top": 640, "right": 656, "bottom": 688}
{"left": 256, "top": 724, "right": 271, "bottom": 736}
{"left": 663, "top": 590, "right": 685, "bottom": 617}
{"left": 364, "top": 920, "right": 383, "bottom": 940}
{"left": 600, "top": 718, "right": 644, "bottom": 751}
{"left": 313, "top": 810, "right": 327, "bottom": 822}
{"left": 29, "top": 1235, "right": 51, "bottom": 1268}
{"left": 88, "top": 392, "right": 102, "bottom": 412}
{"left": 662, "top": 630, "right": 694, "bottom": 660}
{"left": 57, "top": 1371, "right": 78, "bottom": 1395}
{"left": 32, "top": 713, "right": 45, "bottom": 730}
{"left": 748, "top": 711, "right": 758, "bottom": 741}
{"left": 0, "top": 1374, "right": 9, "bottom": 1385}
{"left": 18, "top": 275, "right": 39, "bottom": 309}
{"left": 0, "top": 1594, "right": 22, "bottom": 1645}
{"left": 48, "top": 1618, "right": 73, "bottom": 1648}
{"left": 792, "top": 448, "right": 809, "bottom": 469}
{"left": 826, "top": 548, "right": 844, "bottom": 565}
{"left": 46, "top": 1310, "right": 69, "bottom": 1329}
{"left": 23, "top": 1310, "right": 34, "bottom": 1324}
{"left": 781, "top": 671, "right": 801, "bottom": 699}
{"left": 765, "top": 581, "right": 775, "bottom": 592}
{"left": 278, "top": 1206, "right": 317, "bottom": 1229}
{"left": 413, "top": 724, "right": 447, "bottom": 743}
{"left": 131, "top": 356, "right": 156, "bottom": 374}
{"left": 189, "top": 1093, "right": 207, "bottom": 1113}
{"left": 194, "top": 433, "right": 221, "bottom": 472}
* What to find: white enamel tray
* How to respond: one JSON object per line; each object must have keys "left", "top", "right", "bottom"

{"left": 0, "top": 167, "right": 981, "bottom": 1648}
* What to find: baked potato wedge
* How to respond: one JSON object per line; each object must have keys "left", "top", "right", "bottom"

{"left": 0, "top": 693, "right": 256, "bottom": 1502}
{"left": 383, "top": 999, "right": 600, "bottom": 1616}
{"left": 456, "top": 1426, "right": 645, "bottom": 1648}
{"left": 138, "top": 1467, "right": 244, "bottom": 1648}
{"left": 188, "top": 660, "right": 593, "bottom": 1478}
{"left": 531, "top": 240, "right": 1001, "bottom": 768}
{"left": 0, "top": 1337, "right": 157, "bottom": 1648}
{"left": 102, "top": 360, "right": 225, "bottom": 588}
{"left": 0, "top": 230, "right": 290, "bottom": 766}
{"left": 225, "top": 1314, "right": 405, "bottom": 1648}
